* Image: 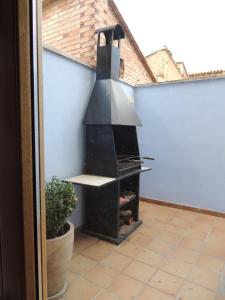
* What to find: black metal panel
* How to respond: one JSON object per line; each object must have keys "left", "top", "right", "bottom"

{"left": 113, "top": 126, "right": 140, "bottom": 157}
{"left": 86, "top": 125, "right": 118, "bottom": 177}
{"left": 84, "top": 80, "right": 111, "bottom": 125}
{"left": 84, "top": 80, "right": 142, "bottom": 126}
{"left": 110, "top": 80, "right": 142, "bottom": 126}
{"left": 85, "top": 183, "right": 120, "bottom": 239}
{"left": 96, "top": 24, "right": 124, "bottom": 81}
{"left": 96, "top": 45, "right": 120, "bottom": 81}
{"left": 95, "top": 24, "right": 125, "bottom": 41}
{"left": 84, "top": 221, "right": 142, "bottom": 245}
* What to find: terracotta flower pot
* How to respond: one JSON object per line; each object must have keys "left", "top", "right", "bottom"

{"left": 47, "top": 222, "right": 74, "bottom": 299}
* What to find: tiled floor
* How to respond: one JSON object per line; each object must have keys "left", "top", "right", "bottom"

{"left": 59, "top": 201, "right": 225, "bottom": 300}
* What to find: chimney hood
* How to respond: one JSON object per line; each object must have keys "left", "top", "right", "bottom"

{"left": 84, "top": 24, "right": 142, "bottom": 126}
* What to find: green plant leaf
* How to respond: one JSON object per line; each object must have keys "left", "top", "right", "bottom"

{"left": 45, "top": 176, "right": 78, "bottom": 239}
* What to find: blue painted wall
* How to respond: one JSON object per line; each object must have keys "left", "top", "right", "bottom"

{"left": 43, "top": 48, "right": 134, "bottom": 226}
{"left": 43, "top": 47, "right": 225, "bottom": 221}
{"left": 135, "top": 78, "right": 225, "bottom": 212}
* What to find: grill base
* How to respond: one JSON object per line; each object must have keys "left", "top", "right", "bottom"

{"left": 83, "top": 220, "right": 142, "bottom": 245}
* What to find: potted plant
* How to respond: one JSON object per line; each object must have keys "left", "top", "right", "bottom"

{"left": 46, "top": 176, "right": 77, "bottom": 299}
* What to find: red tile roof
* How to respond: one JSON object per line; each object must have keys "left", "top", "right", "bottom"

{"left": 189, "top": 70, "right": 225, "bottom": 79}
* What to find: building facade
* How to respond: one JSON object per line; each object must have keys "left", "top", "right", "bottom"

{"left": 145, "top": 47, "right": 186, "bottom": 82}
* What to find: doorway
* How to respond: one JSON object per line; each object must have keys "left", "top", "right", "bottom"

{"left": 0, "top": 0, "right": 46, "bottom": 299}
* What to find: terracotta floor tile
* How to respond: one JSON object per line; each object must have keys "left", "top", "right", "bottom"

{"left": 147, "top": 219, "right": 166, "bottom": 230}
{"left": 139, "top": 201, "right": 150, "bottom": 207}
{"left": 95, "top": 240, "right": 119, "bottom": 251}
{"left": 213, "top": 216, "right": 225, "bottom": 226}
{"left": 63, "top": 277, "right": 102, "bottom": 300}
{"left": 123, "top": 260, "right": 156, "bottom": 282}
{"left": 155, "top": 212, "right": 175, "bottom": 223}
{"left": 115, "top": 241, "right": 142, "bottom": 258}
{"left": 147, "top": 239, "right": 172, "bottom": 255}
{"left": 65, "top": 271, "right": 82, "bottom": 284}
{"left": 184, "top": 228, "right": 206, "bottom": 240}
{"left": 84, "top": 264, "right": 118, "bottom": 288}
{"left": 160, "top": 258, "right": 193, "bottom": 278}
{"left": 177, "top": 281, "right": 215, "bottom": 300}
{"left": 170, "top": 216, "right": 193, "bottom": 228}
{"left": 74, "top": 232, "right": 95, "bottom": 242}
{"left": 140, "top": 212, "right": 156, "bottom": 221}
{"left": 157, "top": 230, "right": 181, "bottom": 245}
{"left": 198, "top": 214, "right": 215, "bottom": 223}
{"left": 136, "top": 248, "right": 163, "bottom": 267}
{"left": 179, "top": 211, "right": 199, "bottom": 222}
{"left": 149, "top": 270, "right": 183, "bottom": 295}
{"left": 101, "top": 252, "right": 131, "bottom": 272}
{"left": 107, "top": 274, "right": 143, "bottom": 300}
{"left": 82, "top": 244, "right": 111, "bottom": 261}
{"left": 211, "top": 226, "right": 225, "bottom": 239}
{"left": 204, "top": 235, "right": 225, "bottom": 245}
{"left": 169, "top": 246, "right": 199, "bottom": 264}
{"left": 136, "top": 285, "right": 174, "bottom": 300}
{"left": 138, "top": 226, "right": 161, "bottom": 238}
{"left": 69, "top": 254, "right": 97, "bottom": 275}
{"left": 216, "top": 274, "right": 225, "bottom": 300}
{"left": 196, "top": 254, "right": 225, "bottom": 273}
{"left": 74, "top": 234, "right": 97, "bottom": 253}
{"left": 202, "top": 236, "right": 225, "bottom": 259}
{"left": 95, "top": 291, "right": 120, "bottom": 300}
{"left": 64, "top": 204, "right": 225, "bottom": 299}
{"left": 167, "top": 224, "right": 186, "bottom": 236}
{"left": 180, "top": 237, "right": 202, "bottom": 251}
{"left": 128, "top": 233, "right": 153, "bottom": 247}
{"left": 191, "top": 220, "right": 212, "bottom": 233}
{"left": 188, "top": 266, "right": 220, "bottom": 291}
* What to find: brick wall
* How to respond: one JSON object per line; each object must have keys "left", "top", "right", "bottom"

{"left": 42, "top": 0, "right": 154, "bottom": 85}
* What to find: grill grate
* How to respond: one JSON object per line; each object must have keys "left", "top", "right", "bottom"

{"left": 117, "top": 155, "right": 142, "bottom": 174}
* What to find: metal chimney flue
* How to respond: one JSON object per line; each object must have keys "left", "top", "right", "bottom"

{"left": 96, "top": 24, "right": 125, "bottom": 81}
{"left": 84, "top": 24, "right": 142, "bottom": 126}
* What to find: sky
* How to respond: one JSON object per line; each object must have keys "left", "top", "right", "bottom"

{"left": 114, "top": 0, "right": 225, "bottom": 73}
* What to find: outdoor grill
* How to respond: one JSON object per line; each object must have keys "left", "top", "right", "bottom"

{"left": 66, "top": 24, "right": 153, "bottom": 244}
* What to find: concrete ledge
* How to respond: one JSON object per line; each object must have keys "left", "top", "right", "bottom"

{"left": 136, "top": 74, "right": 225, "bottom": 88}
{"left": 43, "top": 44, "right": 95, "bottom": 70}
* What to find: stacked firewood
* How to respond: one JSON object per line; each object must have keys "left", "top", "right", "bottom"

{"left": 120, "top": 209, "right": 133, "bottom": 226}
{"left": 119, "top": 195, "right": 130, "bottom": 206}
{"left": 119, "top": 191, "right": 135, "bottom": 226}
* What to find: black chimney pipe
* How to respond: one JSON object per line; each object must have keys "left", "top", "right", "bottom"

{"left": 95, "top": 24, "right": 125, "bottom": 81}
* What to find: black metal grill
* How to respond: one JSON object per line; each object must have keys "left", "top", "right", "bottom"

{"left": 82, "top": 24, "right": 152, "bottom": 244}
